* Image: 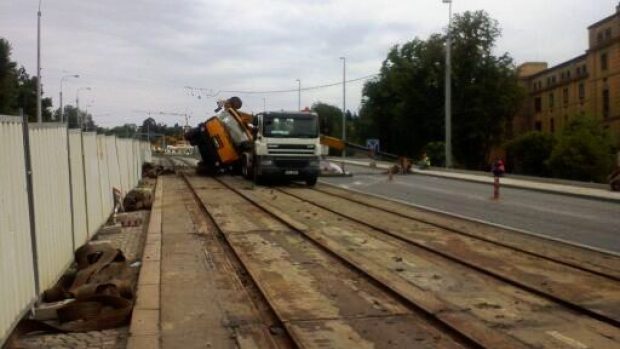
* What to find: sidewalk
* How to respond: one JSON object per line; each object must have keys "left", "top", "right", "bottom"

{"left": 332, "top": 158, "right": 620, "bottom": 203}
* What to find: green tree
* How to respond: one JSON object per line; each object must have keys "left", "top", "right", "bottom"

{"left": 53, "top": 105, "right": 96, "bottom": 130}
{"left": 547, "top": 116, "right": 616, "bottom": 182}
{"left": 359, "top": 10, "right": 524, "bottom": 168}
{"left": 16, "top": 67, "right": 53, "bottom": 122}
{"left": 0, "top": 37, "right": 53, "bottom": 120}
{"left": 505, "top": 131, "right": 555, "bottom": 176}
{"left": 0, "top": 38, "right": 18, "bottom": 114}
{"left": 311, "top": 102, "right": 343, "bottom": 138}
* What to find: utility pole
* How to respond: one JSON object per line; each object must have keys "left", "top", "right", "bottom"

{"left": 340, "top": 56, "right": 346, "bottom": 159}
{"left": 76, "top": 86, "right": 91, "bottom": 130}
{"left": 443, "top": 0, "right": 453, "bottom": 168}
{"left": 36, "top": 0, "right": 42, "bottom": 123}
{"left": 60, "top": 74, "right": 79, "bottom": 123}
{"left": 263, "top": 97, "right": 266, "bottom": 112}
{"left": 296, "top": 79, "right": 301, "bottom": 111}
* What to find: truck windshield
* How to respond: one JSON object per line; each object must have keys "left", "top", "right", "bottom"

{"left": 263, "top": 114, "right": 318, "bottom": 138}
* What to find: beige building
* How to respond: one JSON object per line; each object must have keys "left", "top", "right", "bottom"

{"left": 515, "top": 3, "right": 620, "bottom": 140}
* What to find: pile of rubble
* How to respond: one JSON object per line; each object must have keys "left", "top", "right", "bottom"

{"left": 7, "top": 243, "right": 137, "bottom": 347}
{"left": 141, "top": 162, "right": 174, "bottom": 179}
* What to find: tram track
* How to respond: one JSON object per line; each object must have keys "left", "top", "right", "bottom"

{"left": 159, "top": 155, "right": 620, "bottom": 347}
{"left": 268, "top": 182, "right": 620, "bottom": 327}
{"left": 309, "top": 183, "right": 620, "bottom": 280}
{"left": 180, "top": 172, "right": 476, "bottom": 348}
{"left": 210, "top": 175, "right": 620, "bottom": 348}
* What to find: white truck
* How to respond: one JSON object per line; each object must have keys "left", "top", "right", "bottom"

{"left": 186, "top": 98, "right": 321, "bottom": 186}
{"left": 241, "top": 111, "right": 321, "bottom": 186}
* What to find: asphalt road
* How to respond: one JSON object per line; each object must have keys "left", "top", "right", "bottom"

{"left": 321, "top": 164, "right": 620, "bottom": 253}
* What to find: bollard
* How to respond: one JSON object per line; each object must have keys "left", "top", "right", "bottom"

{"left": 389, "top": 168, "right": 394, "bottom": 181}
{"left": 493, "top": 176, "right": 500, "bottom": 200}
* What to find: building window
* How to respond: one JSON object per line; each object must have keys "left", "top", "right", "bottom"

{"left": 550, "top": 118, "right": 555, "bottom": 133}
{"left": 579, "top": 83, "right": 585, "bottom": 100}
{"left": 603, "top": 89, "right": 610, "bottom": 119}
{"left": 563, "top": 88, "right": 569, "bottom": 106}
{"left": 549, "top": 93, "right": 554, "bottom": 109}
{"left": 567, "top": 70, "right": 571, "bottom": 79}
{"left": 601, "top": 53, "right": 608, "bottom": 70}
{"left": 605, "top": 28, "right": 612, "bottom": 39}
{"left": 598, "top": 32, "right": 603, "bottom": 44}
{"left": 535, "top": 121, "right": 542, "bottom": 131}
{"left": 534, "top": 97, "right": 542, "bottom": 113}
{"left": 583, "top": 65, "right": 587, "bottom": 75}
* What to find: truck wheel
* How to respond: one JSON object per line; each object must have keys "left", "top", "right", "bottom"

{"left": 305, "top": 176, "right": 317, "bottom": 187}
{"left": 241, "top": 154, "right": 251, "bottom": 179}
{"left": 252, "top": 161, "right": 263, "bottom": 185}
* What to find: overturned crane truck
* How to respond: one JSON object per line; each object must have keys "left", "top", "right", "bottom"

{"left": 185, "top": 97, "right": 321, "bottom": 186}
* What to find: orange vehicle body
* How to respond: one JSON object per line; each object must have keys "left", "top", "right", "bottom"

{"left": 203, "top": 117, "right": 239, "bottom": 165}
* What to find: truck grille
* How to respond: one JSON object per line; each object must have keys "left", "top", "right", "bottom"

{"left": 268, "top": 144, "right": 315, "bottom": 155}
{"left": 274, "top": 159, "right": 309, "bottom": 168}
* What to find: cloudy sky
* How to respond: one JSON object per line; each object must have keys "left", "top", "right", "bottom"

{"left": 0, "top": 1, "right": 614, "bottom": 127}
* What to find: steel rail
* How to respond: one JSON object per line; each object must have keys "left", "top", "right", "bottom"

{"left": 273, "top": 185, "right": 620, "bottom": 328}
{"left": 206, "top": 176, "right": 531, "bottom": 348}
{"left": 179, "top": 173, "right": 298, "bottom": 349}
{"left": 308, "top": 183, "right": 620, "bottom": 281}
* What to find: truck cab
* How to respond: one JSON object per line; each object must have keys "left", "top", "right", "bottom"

{"left": 242, "top": 111, "right": 321, "bottom": 186}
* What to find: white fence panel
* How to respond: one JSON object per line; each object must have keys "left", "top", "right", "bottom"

{"left": 132, "top": 140, "right": 140, "bottom": 187}
{"left": 144, "top": 141, "right": 152, "bottom": 163}
{"left": 117, "top": 139, "right": 130, "bottom": 195}
{"left": 29, "top": 125, "right": 73, "bottom": 290}
{"left": 68, "top": 130, "right": 88, "bottom": 246}
{"left": 0, "top": 116, "right": 36, "bottom": 342}
{"left": 96, "top": 135, "right": 112, "bottom": 221}
{"left": 105, "top": 136, "right": 122, "bottom": 196}
{"left": 1, "top": 124, "right": 150, "bottom": 345}
{"left": 82, "top": 133, "right": 102, "bottom": 237}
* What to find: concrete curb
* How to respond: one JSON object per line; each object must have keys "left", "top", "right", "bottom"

{"left": 335, "top": 159, "right": 620, "bottom": 203}
{"left": 127, "top": 177, "right": 163, "bottom": 349}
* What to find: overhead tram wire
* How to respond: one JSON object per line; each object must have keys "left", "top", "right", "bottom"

{"left": 184, "top": 73, "right": 378, "bottom": 97}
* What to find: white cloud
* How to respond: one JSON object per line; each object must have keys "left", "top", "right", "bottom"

{"left": 0, "top": 0, "right": 614, "bottom": 127}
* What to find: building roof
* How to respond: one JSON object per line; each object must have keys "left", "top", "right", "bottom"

{"left": 588, "top": 12, "right": 618, "bottom": 30}
{"left": 524, "top": 54, "right": 587, "bottom": 80}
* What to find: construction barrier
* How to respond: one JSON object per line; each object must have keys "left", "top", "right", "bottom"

{"left": 0, "top": 115, "right": 151, "bottom": 345}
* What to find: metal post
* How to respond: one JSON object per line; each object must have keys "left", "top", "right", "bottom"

{"left": 36, "top": 1, "right": 42, "bottom": 123}
{"left": 297, "top": 79, "right": 301, "bottom": 110}
{"left": 65, "top": 121, "right": 76, "bottom": 250}
{"left": 76, "top": 86, "right": 91, "bottom": 130}
{"left": 21, "top": 109, "right": 40, "bottom": 295}
{"left": 340, "top": 57, "right": 346, "bottom": 159}
{"left": 76, "top": 94, "right": 80, "bottom": 130}
{"left": 263, "top": 97, "right": 266, "bottom": 112}
{"left": 60, "top": 74, "right": 79, "bottom": 123}
{"left": 443, "top": 0, "right": 453, "bottom": 168}
{"left": 80, "top": 130, "right": 90, "bottom": 237}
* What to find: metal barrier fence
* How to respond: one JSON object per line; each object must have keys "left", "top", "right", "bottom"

{"left": 0, "top": 115, "right": 151, "bottom": 344}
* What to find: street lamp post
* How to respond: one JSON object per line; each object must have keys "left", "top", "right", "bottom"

{"left": 84, "top": 101, "right": 94, "bottom": 131}
{"left": 340, "top": 56, "right": 346, "bottom": 159}
{"left": 60, "top": 74, "right": 79, "bottom": 123}
{"left": 443, "top": 0, "right": 453, "bottom": 168}
{"left": 263, "top": 97, "right": 266, "bottom": 112}
{"left": 76, "top": 87, "right": 91, "bottom": 130}
{"left": 36, "top": 0, "right": 42, "bottom": 123}
{"left": 296, "top": 79, "right": 301, "bottom": 111}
